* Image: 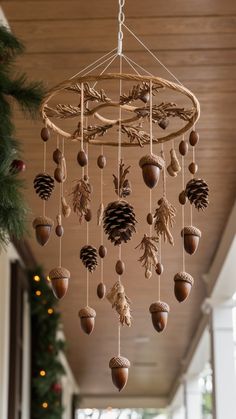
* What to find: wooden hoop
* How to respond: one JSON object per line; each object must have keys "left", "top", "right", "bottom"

{"left": 40, "top": 73, "right": 200, "bottom": 146}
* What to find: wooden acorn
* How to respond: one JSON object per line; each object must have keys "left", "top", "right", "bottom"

{"left": 116, "top": 260, "right": 125, "bottom": 275}
{"left": 174, "top": 272, "right": 194, "bottom": 302}
{"left": 97, "top": 282, "right": 106, "bottom": 299}
{"left": 188, "top": 162, "right": 198, "bottom": 175}
{"left": 139, "top": 154, "right": 165, "bottom": 189}
{"left": 85, "top": 208, "right": 92, "bottom": 222}
{"left": 77, "top": 150, "right": 88, "bottom": 167}
{"left": 181, "top": 226, "right": 202, "bottom": 255}
{"left": 149, "top": 301, "right": 169, "bottom": 333}
{"left": 41, "top": 127, "right": 50, "bottom": 142}
{"left": 109, "top": 356, "right": 130, "bottom": 391}
{"left": 147, "top": 212, "right": 153, "bottom": 225}
{"left": 53, "top": 148, "right": 62, "bottom": 164}
{"left": 179, "top": 190, "right": 187, "bottom": 205}
{"left": 78, "top": 306, "right": 96, "bottom": 335}
{"left": 158, "top": 118, "right": 169, "bottom": 130}
{"left": 189, "top": 130, "right": 199, "bottom": 146}
{"left": 33, "top": 216, "right": 54, "bottom": 246}
{"left": 49, "top": 267, "right": 70, "bottom": 299}
{"left": 54, "top": 167, "right": 64, "bottom": 183}
{"left": 99, "top": 245, "right": 107, "bottom": 258}
{"left": 55, "top": 224, "right": 64, "bottom": 237}
{"left": 97, "top": 155, "right": 106, "bottom": 169}
{"left": 179, "top": 140, "right": 188, "bottom": 156}
{"left": 155, "top": 262, "right": 164, "bottom": 275}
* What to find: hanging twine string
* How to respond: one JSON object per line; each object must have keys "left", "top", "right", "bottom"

{"left": 122, "top": 54, "right": 153, "bottom": 76}
{"left": 42, "top": 136, "right": 47, "bottom": 217}
{"left": 118, "top": 321, "right": 121, "bottom": 356}
{"left": 158, "top": 237, "right": 161, "bottom": 301}
{"left": 100, "top": 144, "right": 104, "bottom": 283}
{"left": 161, "top": 144, "right": 167, "bottom": 198}
{"left": 181, "top": 136, "right": 186, "bottom": 272}
{"left": 123, "top": 24, "right": 184, "bottom": 87}
{"left": 86, "top": 269, "right": 89, "bottom": 307}
{"left": 69, "top": 48, "right": 117, "bottom": 80}
{"left": 86, "top": 142, "right": 89, "bottom": 245}
{"left": 149, "top": 80, "right": 153, "bottom": 237}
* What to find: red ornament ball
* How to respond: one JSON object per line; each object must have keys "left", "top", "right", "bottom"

{"left": 10, "top": 159, "right": 26, "bottom": 173}
{"left": 51, "top": 382, "right": 62, "bottom": 394}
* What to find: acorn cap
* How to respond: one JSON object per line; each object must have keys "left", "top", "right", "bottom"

{"left": 149, "top": 301, "right": 170, "bottom": 313}
{"left": 181, "top": 226, "right": 201, "bottom": 237}
{"left": 109, "top": 356, "right": 130, "bottom": 369}
{"left": 139, "top": 154, "right": 165, "bottom": 170}
{"left": 79, "top": 306, "right": 96, "bottom": 318}
{"left": 174, "top": 272, "right": 194, "bottom": 286}
{"left": 49, "top": 267, "right": 70, "bottom": 280}
{"left": 33, "top": 216, "right": 54, "bottom": 228}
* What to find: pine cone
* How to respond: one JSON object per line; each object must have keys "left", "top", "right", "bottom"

{"left": 34, "top": 173, "right": 55, "bottom": 200}
{"left": 185, "top": 178, "right": 209, "bottom": 210}
{"left": 80, "top": 245, "right": 98, "bottom": 272}
{"left": 103, "top": 200, "right": 137, "bottom": 245}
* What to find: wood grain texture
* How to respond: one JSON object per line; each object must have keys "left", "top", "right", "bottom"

{"left": 3, "top": 0, "right": 236, "bottom": 402}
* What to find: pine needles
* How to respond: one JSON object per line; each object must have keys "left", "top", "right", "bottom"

{"left": 0, "top": 25, "right": 44, "bottom": 247}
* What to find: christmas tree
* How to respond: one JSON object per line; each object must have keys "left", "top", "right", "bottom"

{"left": 0, "top": 25, "right": 44, "bottom": 246}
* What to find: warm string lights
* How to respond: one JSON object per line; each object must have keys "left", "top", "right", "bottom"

{"left": 31, "top": 269, "right": 64, "bottom": 416}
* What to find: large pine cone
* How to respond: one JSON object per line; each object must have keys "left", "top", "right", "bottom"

{"left": 185, "top": 178, "right": 209, "bottom": 210}
{"left": 34, "top": 173, "right": 55, "bottom": 200}
{"left": 103, "top": 200, "right": 137, "bottom": 245}
{"left": 80, "top": 245, "right": 98, "bottom": 272}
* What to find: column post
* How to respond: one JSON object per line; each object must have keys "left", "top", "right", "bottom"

{"left": 209, "top": 299, "right": 236, "bottom": 419}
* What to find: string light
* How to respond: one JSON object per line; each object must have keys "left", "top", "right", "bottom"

{"left": 46, "top": 275, "right": 51, "bottom": 282}
{"left": 42, "top": 402, "right": 48, "bottom": 409}
{"left": 40, "top": 370, "right": 46, "bottom": 376}
{"left": 33, "top": 275, "right": 40, "bottom": 282}
{"left": 35, "top": 290, "right": 41, "bottom": 296}
{"left": 47, "top": 308, "right": 53, "bottom": 315}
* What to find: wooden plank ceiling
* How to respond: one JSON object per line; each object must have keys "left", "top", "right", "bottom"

{"left": 2, "top": 0, "right": 236, "bottom": 403}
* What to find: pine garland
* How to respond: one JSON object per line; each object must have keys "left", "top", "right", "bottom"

{"left": 29, "top": 267, "right": 65, "bottom": 419}
{"left": 0, "top": 25, "right": 44, "bottom": 247}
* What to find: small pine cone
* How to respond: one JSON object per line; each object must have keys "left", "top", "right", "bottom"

{"left": 103, "top": 200, "right": 137, "bottom": 246}
{"left": 185, "top": 178, "right": 209, "bottom": 210}
{"left": 80, "top": 245, "right": 98, "bottom": 272}
{"left": 34, "top": 173, "right": 55, "bottom": 200}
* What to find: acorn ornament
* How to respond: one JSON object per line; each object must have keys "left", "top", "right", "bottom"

{"left": 109, "top": 356, "right": 130, "bottom": 391}
{"left": 139, "top": 154, "right": 165, "bottom": 189}
{"left": 33, "top": 216, "right": 54, "bottom": 246}
{"left": 79, "top": 306, "right": 96, "bottom": 335}
{"left": 97, "top": 155, "right": 106, "bottom": 169}
{"left": 174, "top": 272, "right": 194, "bottom": 302}
{"left": 115, "top": 260, "right": 125, "bottom": 275}
{"left": 99, "top": 245, "right": 107, "bottom": 258}
{"left": 179, "top": 140, "right": 188, "bottom": 156}
{"left": 97, "top": 282, "right": 106, "bottom": 299}
{"left": 77, "top": 150, "right": 88, "bottom": 167}
{"left": 181, "top": 226, "right": 201, "bottom": 255}
{"left": 149, "top": 301, "right": 169, "bottom": 333}
{"left": 41, "top": 127, "right": 50, "bottom": 142}
{"left": 189, "top": 130, "right": 199, "bottom": 146}
{"left": 49, "top": 267, "right": 70, "bottom": 299}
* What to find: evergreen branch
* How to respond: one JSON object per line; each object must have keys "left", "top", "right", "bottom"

{"left": 5, "top": 74, "right": 45, "bottom": 116}
{"left": 0, "top": 26, "right": 24, "bottom": 61}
